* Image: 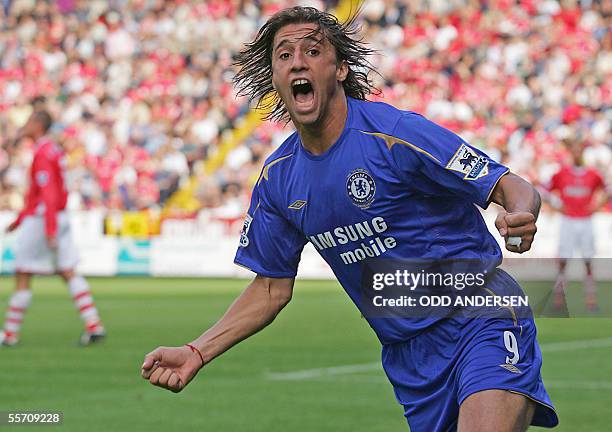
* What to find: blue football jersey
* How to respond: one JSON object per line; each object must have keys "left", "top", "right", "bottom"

{"left": 234, "top": 97, "right": 510, "bottom": 344}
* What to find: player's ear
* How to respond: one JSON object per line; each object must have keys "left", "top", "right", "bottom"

{"left": 336, "top": 60, "right": 348, "bottom": 83}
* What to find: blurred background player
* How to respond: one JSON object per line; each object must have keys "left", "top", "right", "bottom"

{"left": 0, "top": 110, "right": 105, "bottom": 347}
{"left": 544, "top": 139, "right": 608, "bottom": 311}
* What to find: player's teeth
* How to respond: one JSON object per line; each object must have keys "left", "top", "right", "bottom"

{"left": 293, "top": 79, "right": 309, "bottom": 86}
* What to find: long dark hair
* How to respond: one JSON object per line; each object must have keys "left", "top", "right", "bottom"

{"left": 233, "top": 6, "right": 379, "bottom": 123}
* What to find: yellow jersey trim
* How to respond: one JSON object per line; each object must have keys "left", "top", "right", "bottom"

{"left": 486, "top": 168, "right": 510, "bottom": 203}
{"left": 360, "top": 131, "right": 441, "bottom": 164}
{"left": 507, "top": 390, "right": 558, "bottom": 416}
{"left": 482, "top": 286, "right": 519, "bottom": 328}
{"left": 257, "top": 153, "right": 294, "bottom": 186}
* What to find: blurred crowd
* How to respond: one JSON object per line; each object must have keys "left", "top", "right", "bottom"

{"left": 0, "top": 0, "right": 610, "bottom": 220}
{"left": 0, "top": 0, "right": 337, "bottom": 215}
{"left": 362, "top": 0, "right": 611, "bottom": 188}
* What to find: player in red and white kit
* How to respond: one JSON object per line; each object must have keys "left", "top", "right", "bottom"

{"left": 0, "top": 110, "right": 106, "bottom": 347}
{"left": 546, "top": 140, "right": 608, "bottom": 311}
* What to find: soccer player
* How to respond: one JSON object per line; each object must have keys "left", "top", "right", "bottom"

{"left": 545, "top": 140, "right": 608, "bottom": 311}
{"left": 0, "top": 110, "right": 106, "bottom": 347}
{"left": 141, "top": 7, "right": 558, "bottom": 431}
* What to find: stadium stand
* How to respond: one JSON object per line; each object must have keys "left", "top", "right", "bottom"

{"left": 0, "top": 0, "right": 609, "bottom": 235}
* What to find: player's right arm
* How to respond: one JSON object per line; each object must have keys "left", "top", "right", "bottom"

{"left": 6, "top": 153, "right": 39, "bottom": 233}
{"left": 537, "top": 170, "right": 563, "bottom": 212}
{"left": 141, "top": 275, "right": 294, "bottom": 393}
{"left": 142, "top": 154, "right": 305, "bottom": 393}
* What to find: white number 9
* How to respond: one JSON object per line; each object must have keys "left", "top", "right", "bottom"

{"left": 503, "top": 330, "right": 520, "bottom": 365}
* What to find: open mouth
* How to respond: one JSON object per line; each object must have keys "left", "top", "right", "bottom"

{"left": 291, "top": 79, "right": 315, "bottom": 109}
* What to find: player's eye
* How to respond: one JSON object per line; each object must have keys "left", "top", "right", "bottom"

{"left": 279, "top": 52, "right": 290, "bottom": 60}
{"left": 307, "top": 48, "right": 319, "bottom": 56}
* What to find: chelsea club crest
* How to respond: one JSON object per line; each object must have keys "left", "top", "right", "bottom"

{"left": 346, "top": 169, "right": 376, "bottom": 209}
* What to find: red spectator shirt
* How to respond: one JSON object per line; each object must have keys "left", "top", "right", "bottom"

{"left": 14, "top": 137, "right": 68, "bottom": 238}
{"left": 548, "top": 165, "right": 605, "bottom": 218}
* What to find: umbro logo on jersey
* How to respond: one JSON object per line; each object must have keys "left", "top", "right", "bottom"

{"left": 288, "top": 200, "right": 307, "bottom": 210}
{"left": 499, "top": 363, "right": 522, "bottom": 374}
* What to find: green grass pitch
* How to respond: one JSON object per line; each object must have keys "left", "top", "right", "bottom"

{"left": 0, "top": 277, "right": 611, "bottom": 431}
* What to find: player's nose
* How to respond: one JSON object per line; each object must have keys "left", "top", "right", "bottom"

{"left": 290, "top": 49, "right": 308, "bottom": 71}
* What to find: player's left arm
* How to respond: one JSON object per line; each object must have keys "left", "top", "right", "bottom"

{"left": 489, "top": 173, "right": 541, "bottom": 254}
{"left": 388, "top": 113, "right": 540, "bottom": 253}
{"left": 589, "top": 174, "right": 610, "bottom": 213}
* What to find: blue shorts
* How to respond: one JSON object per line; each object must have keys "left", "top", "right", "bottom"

{"left": 381, "top": 316, "right": 559, "bottom": 431}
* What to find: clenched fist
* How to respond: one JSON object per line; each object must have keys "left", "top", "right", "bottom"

{"left": 495, "top": 212, "right": 537, "bottom": 253}
{"left": 141, "top": 345, "right": 204, "bottom": 393}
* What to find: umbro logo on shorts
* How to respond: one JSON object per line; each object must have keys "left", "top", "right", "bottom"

{"left": 499, "top": 364, "right": 522, "bottom": 374}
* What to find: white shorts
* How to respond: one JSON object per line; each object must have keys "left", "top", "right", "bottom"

{"left": 14, "top": 213, "right": 79, "bottom": 274}
{"left": 558, "top": 216, "right": 596, "bottom": 259}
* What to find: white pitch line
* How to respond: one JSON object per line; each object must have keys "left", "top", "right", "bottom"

{"left": 265, "top": 337, "right": 612, "bottom": 381}
{"left": 274, "top": 374, "right": 612, "bottom": 391}
{"left": 546, "top": 380, "right": 612, "bottom": 391}
{"left": 539, "top": 337, "right": 612, "bottom": 353}
{"left": 265, "top": 362, "right": 380, "bottom": 381}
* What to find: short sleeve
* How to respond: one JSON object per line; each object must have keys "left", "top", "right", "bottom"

{"left": 547, "top": 171, "right": 561, "bottom": 192}
{"left": 593, "top": 171, "right": 605, "bottom": 191}
{"left": 234, "top": 180, "right": 307, "bottom": 278}
{"left": 389, "top": 113, "right": 509, "bottom": 208}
